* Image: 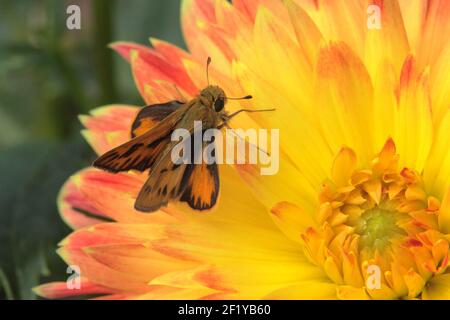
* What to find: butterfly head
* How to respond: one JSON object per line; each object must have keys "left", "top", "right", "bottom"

{"left": 201, "top": 57, "right": 253, "bottom": 113}
{"left": 200, "top": 85, "right": 227, "bottom": 112}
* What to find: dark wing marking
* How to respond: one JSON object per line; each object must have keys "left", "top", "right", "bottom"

{"left": 131, "top": 100, "right": 184, "bottom": 138}
{"left": 93, "top": 102, "right": 191, "bottom": 173}
{"left": 93, "top": 133, "right": 170, "bottom": 173}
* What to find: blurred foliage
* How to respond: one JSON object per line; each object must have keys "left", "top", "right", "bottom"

{"left": 0, "top": 0, "right": 185, "bottom": 299}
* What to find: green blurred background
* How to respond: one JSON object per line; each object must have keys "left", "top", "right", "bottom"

{"left": 0, "top": 0, "right": 185, "bottom": 299}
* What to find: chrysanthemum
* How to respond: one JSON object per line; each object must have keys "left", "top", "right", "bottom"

{"left": 35, "top": 0, "right": 450, "bottom": 299}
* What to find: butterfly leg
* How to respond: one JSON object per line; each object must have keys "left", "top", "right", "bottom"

{"left": 218, "top": 119, "right": 271, "bottom": 156}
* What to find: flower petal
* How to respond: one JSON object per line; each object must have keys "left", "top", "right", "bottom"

{"left": 263, "top": 280, "right": 337, "bottom": 299}
{"left": 315, "top": 41, "right": 374, "bottom": 166}
{"left": 33, "top": 279, "right": 114, "bottom": 299}
{"left": 336, "top": 285, "right": 370, "bottom": 300}
{"left": 317, "top": 0, "right": 366, "bottom": 57}
{"left": 270, "top": 201, "right": 317, "bottom": 244}
{"left": 110, "top": 41, "right": 153, "bottom": 62}
{"left": 58, "top": 168, "right": 178, "bottom": 229}
{"left": 429, "top": 45, "right": 450, "bottom": 124}
{"left": 332, "top": 147, "right": 357, "bottom": 187}
{"left": 424, "top": 111, "right": 450, "bottom": 198}
{"left": 112, "top": 41, "right": 198, "bottom": 100}
{"left": 181, "top": 0, "right": 233, "bottom": 68}
{"left": 59, "top": 212, "right": 321, "bottom": 298}
{"left": 421, "top": 274, "right": 450, "bottom": 300}
{"left": 438, "top": 188, "right": 450, "bottom": 234}
{"left": 284, "top": 0, "right": 323, "bottom": 69}
{"left": 394, "top": 56, "right": 432, "bottom": 172}
{"left": 144, "top": 221, "right": 323, "bottom": 299}
{"left": 409, "top": 0, "right": 450, "bottom": 69}
{"left": 80, "top": 105, "right": 138, "bottom": 155}
{"left": 364, "top": 0, "right": 409, "bottom": 78}
{"left": 58, "top": 171, "right": 116, "bottom": 229}
{"left": 57, "top": 247, "right": 153, "bottom": 293}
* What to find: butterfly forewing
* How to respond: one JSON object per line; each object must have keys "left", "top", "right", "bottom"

{"left": 93, "top": 101, "right": 191, "bottom": 173}
{"left": 131, "top": 100, "right": 184, "bottom": 138}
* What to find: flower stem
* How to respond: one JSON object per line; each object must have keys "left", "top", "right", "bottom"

{"left": 92, "top": 0, "right": 117, "bottom": 105}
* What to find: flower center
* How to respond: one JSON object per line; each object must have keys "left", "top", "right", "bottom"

{"left": 354, "top": 207, "right": 406, "bottom": 252}
{"left": 301, "top": 140, "right": 449, "bottom": 299}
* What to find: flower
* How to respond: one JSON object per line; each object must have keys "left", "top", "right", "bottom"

{"left": 35, "top": 0, "right": 450, "bottom": 299}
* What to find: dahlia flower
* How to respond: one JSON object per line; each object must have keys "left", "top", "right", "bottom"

{"left": 35, "top": 0, "right": 450, "bottom": 299}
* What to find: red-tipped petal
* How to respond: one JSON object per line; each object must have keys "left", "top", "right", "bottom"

{"left": 109, "top": 41, "right": 154, "bottom": 62}
{"left": 58, "top": 169, "right": 178, "bottom": 229}
{"left": 80, "top": 105, "right": 138, "bottom": 155}
{"left": 130, "top": 49, "right": 197, "bottom": 103}
{"left": 34, "top": 279, "right": 114, "bottom": 299}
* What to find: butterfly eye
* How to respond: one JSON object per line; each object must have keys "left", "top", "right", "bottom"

{"left": 214, "top": 98, "right": 224, "bottom": 112}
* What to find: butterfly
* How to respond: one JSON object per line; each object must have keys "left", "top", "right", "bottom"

{"left": 93, "top": 57, "right": 274, "bottom": 213}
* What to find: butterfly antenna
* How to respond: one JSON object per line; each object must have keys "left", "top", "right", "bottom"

{"left": 206, "top": 56, "right": 212, "bottom": 85}
{"left": 226, "top": 108, "right": 276, "bottom": 120}
{"left": 227, "top": 95, "right": 253, "bottom": 100}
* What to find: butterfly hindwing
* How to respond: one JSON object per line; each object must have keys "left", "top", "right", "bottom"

{"left": 131, "top": 100, "right": 184, "bottom": 138}
{"left": 180, "top": 161, "right": 219, "bottom": 210}
{"left": 134, "top": 142, "right": 191, "bottom": 212}
{"left": 135, "top": 136, "right": 219, "bottom": 212}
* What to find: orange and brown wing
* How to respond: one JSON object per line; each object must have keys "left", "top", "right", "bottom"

{"left": 131, "top": 100, "right": 184, "bottom": 138}
{"left": 93, "top": 101, "right": 189, "bottom": 173}
{"left": 135, "top": 137, "right": 219, "bottom": 212}
{"left": 134, "top": 140, "right": 191, "bottom": 212}
{"left": 180, "top": 161, "right": 219, "bottom": 210}
{"left": 135, "top": 161, "right": 219, "bottom": 212}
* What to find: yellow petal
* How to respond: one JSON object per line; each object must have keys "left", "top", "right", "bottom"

{"left": 424, "top": 111, "right": 450, "bottom": 199}
{"left": 336, "top": 285, "right": 370, "bottom": 300}
{"left": 332, "top": 147, "right": 357, "bottom": 187}
{"left": 314, "top": 41, "right": 375, "bottom": 166}
{"left": 270, "top": 201, "right": 316, "bottom": 243}
{"left": 264, "top": 280, "right": 337, "bottom": 300}
{"left": 438, "top": 188, "right": 450, "bottom": 234}
{"left": 422, "top": 274, "right": 450, "bottom": 300}
{"left": 284, "top": 0, "right": 323, "bottom": 68}
{"left": 364, "top": 0, "right": 409, "bottom": 78}
{"left": 394, "top": 56, "right": 433, "bottom": 173}
{"left": 403, "top": 269, "right": 426, "bottom": 298}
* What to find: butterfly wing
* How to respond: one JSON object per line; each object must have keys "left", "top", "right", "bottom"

{"left": 131, "top": 100, "right": 184, "bottom": 138}
{"left": 134, "top": 104, "right": 220, "bottom": 212}
{"left": 134, "top": 142, "right": 191, "bottom": 212}
{"left": 180, "top": 159, "right": 219, "bottom": 210}
{"left": 93, "top": 101, "right": 190, "bottom": 173}
{"left": 134, "top": 139, "right": 220, "bottom": 212}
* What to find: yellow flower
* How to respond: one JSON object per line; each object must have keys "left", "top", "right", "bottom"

{"left": 35, "top": 0, "right": 450, "bottom": 299}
